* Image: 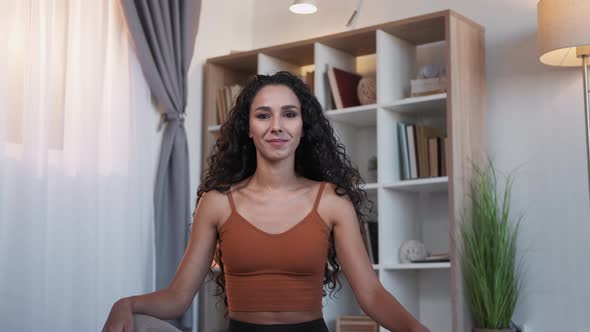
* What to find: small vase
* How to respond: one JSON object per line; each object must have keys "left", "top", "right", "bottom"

{"left": 474, "top": 328, "right": 516, "bottom": 332}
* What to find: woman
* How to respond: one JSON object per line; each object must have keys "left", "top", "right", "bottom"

{"left": 103, "top": 71, "right": 430, "bottom": 332}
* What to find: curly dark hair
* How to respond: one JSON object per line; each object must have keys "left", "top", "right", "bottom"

{"left": 195, "top": 70, "right": 373, "bottom": 316}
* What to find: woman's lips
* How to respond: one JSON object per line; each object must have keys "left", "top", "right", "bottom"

{"left": 267, "top": 139, "right": 288, "bottom": 147}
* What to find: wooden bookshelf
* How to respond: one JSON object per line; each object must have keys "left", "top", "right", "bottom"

{"left": 199, "top": 9, "right": 485, "bottom": 332}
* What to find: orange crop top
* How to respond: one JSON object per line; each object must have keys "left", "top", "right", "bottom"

{"left": 218, "top": 182, "right": 331, "bottom": 312}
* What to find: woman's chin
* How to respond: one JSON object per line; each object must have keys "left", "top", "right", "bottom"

{"left": 261, "top": 151, "right": 293, "bottom": 163}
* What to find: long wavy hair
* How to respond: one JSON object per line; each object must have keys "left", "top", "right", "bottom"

{"left": 196, "top": 71, "right": 373, "bottom": 316}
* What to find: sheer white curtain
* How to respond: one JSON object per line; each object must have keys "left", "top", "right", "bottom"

{"left": 0, "top": 1, "right": 160, "bottom": 331}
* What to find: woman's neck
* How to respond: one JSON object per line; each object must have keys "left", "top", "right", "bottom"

{"left": 249, "top": 159, "right": 301, "bottom": 192}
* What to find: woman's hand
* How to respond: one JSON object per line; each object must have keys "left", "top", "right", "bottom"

{"left": 102, "top": 297, "right": 134, "bottom": 332}
{"left": 412, "top": 323, "right": 431, "bottom": 332}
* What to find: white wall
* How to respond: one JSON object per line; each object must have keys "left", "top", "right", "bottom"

{"left": 244, "top": 1, "right": 587, "bottom": 331}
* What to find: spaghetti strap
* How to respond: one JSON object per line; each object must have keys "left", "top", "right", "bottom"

{"left": 313, "top": 182, "right": 327, "bottom": 210}
{"left": 227, "top": 190, "right": 236, "bottom": 211}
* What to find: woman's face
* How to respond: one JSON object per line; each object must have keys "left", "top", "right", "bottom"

{"left": 248, "top": 84, "right": 303, "bottom": 163}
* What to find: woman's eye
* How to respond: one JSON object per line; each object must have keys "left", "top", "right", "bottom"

{"left": 285, "top": 112, "right": 297, "bottom": 118}
{"left": 256, "top": 113, "right": 270, "bottom": 119}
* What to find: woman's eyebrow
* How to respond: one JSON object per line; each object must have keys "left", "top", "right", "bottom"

{"left": 254, "top": 105, "right": 299, "bottom": 111}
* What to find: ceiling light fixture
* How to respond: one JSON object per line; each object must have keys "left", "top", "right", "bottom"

{"left": 290, "top": 0, "right": 317, "bottom": 15}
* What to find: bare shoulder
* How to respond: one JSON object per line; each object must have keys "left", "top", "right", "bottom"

{"left": 318, "top": 182, "right": 358, "bottom": 227}
{"left": 194, "top": 189, "right": 232, "bottom": 229}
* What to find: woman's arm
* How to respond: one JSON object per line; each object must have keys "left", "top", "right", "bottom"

{"left": 320, "top": 184, "right": 429, "bottom": 332}
{"left": 360, "top": 286, "right": 429, "bottom": 332}
{"left": 118, "top": 191, "right": 223, "bottom": 319}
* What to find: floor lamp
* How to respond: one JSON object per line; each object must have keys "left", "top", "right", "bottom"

{"left": 538, "top": 0, "right": 590, "bottom": 201}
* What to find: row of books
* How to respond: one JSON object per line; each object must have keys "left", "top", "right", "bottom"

{"left": 397, "top": 122, "right": 447, "bottom": 180}
{"left": 361, "top": 221, "right": 378, "bottom": 264}
{"left": 215, "top": 84, "right": 242, "bottom": 125}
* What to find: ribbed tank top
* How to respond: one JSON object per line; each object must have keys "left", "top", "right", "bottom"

{"left": 218, "top": 182, "right": 331, "bottom": 312}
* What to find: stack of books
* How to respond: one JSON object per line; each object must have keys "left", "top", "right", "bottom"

{"left": 397, "top": 122, "right": 447, "bottom": 180}
{"left": 410, "top": 252, "right": 450, "bottom": 263}
{"left": 216, "top": 84, "right": 242, "bottom": 125}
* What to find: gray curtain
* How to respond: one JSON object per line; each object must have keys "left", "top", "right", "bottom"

{"left": 120, "top": 0, "right": 202, "bottom": 329}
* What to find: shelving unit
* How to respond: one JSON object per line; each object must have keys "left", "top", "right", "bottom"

{"left": 199, "top": 9, "right": 486, "bottom": 332}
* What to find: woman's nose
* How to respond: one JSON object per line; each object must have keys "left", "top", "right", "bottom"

{"left": 270, "top": 117, "right": 283, "bottom": 133}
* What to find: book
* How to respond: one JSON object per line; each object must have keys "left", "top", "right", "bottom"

{"left": 216, "top": 89, "right": 224, "bottom": 124}
{"left": 442, "top": 136, "right": 448, "bottom": 176}
{"left": 411, "top": 257, "right": 450, "bottom": 263}
{"left": 362, "top": 222, "right": 374, "bottom": 264}
{"left": 415, "top": 124, "right": 445, "bottom": 178}
{"left": 305, "top": 70, "right": 315, "bottom": 93}
{"left": 406, "top": 124, "right": 418, "bottom": 179}
{"left": 324, "top": 65, "right": 335, "bottom": 110}
{"left": 218, "top": 87, "right": 227, "bottom": 124}
{"left": 327, "top": 66, "right": 362, "bottom": 109}
{"left": 230, "top": 84, "right": 241, "bottom": 108}
{"left": 215, "top": 84, "right": 243, "bottom": 125}
{"left": 411, "top": 252, "right": 450, "bottom": 263}
{"left": 437, "top": 137, "right": 443, "bottom": 176}
{"left": 428, "top": 137, "right": 439, "bottom": 177}
{"left": 367, "top": 221, "right": 378, "bottom": 264}
{"left": 397, "top": 122, "right": 410, "bottom": 180}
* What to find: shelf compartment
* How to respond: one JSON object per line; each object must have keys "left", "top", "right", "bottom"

{"left": 257, "top": 53, "right": 314, "bottom": 79}
{"left": 314, "top": 41, "right": 376, "bottom": 112}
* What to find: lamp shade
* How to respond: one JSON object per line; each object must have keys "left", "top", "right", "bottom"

{"left": 538, "top": 0, "right": 590, "bottom": 67}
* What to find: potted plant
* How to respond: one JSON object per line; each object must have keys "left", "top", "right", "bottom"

{"left": 458, "top": 159, "right": 524, "bottom": 332}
